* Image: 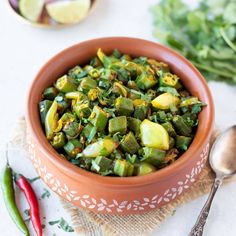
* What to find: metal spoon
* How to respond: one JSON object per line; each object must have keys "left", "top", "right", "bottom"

{"left": 189, "top": 125, "right": 236, "bottom": 236}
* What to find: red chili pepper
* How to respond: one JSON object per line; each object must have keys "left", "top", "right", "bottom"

{"left": 15, "top": 174, "right": 42, "bottom": 236}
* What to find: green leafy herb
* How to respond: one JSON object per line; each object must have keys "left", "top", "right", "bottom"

{"left": 158, "top": 86, "right": 180, "bottom": 96}
{"left": 26, "top": 176, "right": 40, "bottom": 183}
{"left": 24, "top": 209, "right": 30, "bottom": 222}
{"left": 24, "top": 209, "right": 30, "bottom": 216}
{"left": 151, "top": 0, "right": 236, "bottom": 84}
{"left": 49, "top": 218, "right": 74, "bottom": 233}
{"left": 41, "top": 188, "right": 51, "bottom": 199}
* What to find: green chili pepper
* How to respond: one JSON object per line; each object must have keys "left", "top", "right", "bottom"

{"left": 1, "top": 162, "right": 29, "bottom": 236}
{"left": 45, "top": 100, "right": 58, "bottom": 140}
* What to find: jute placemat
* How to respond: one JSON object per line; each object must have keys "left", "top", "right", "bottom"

{"left": 10, "top": 118, "right": 236, "bottom": 236}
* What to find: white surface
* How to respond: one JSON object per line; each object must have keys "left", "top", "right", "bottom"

{"left": 0, "top": 0, "right": 236, "bottom": 235}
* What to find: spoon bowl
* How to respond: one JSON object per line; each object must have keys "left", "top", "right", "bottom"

{"left": 210, "top": 126, "right": 236, "bottom": 177}
{"left": 190, "top": 125, "right": 236, "bottom": 236}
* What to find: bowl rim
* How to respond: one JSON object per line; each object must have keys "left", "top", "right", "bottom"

{"left": 26, "top": 37, "right": 214, "bottom": 188}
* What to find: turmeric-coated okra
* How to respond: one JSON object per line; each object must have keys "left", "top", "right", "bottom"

{"left": 39, "top": 48, "right": 205, "bottom": 176}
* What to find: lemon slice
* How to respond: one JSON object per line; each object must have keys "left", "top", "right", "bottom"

{"left": 46, "top": 0, "right": 91, "bottom": 24}
{"left": 140, "top": 119, "right": 169, "bottom": 150}
{"left": 19, "top": 0, "right": 44, "bottom": 22}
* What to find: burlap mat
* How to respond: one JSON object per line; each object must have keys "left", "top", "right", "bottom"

{"left": 10, "top": 118, "right": 236, "bottom": 236}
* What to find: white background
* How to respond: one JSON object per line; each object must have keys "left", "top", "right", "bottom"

{"left": 0, "top": 0, "right": 236, "bottom": 235}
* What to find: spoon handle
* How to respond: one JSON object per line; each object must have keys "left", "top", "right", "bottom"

{"left": 189, "top": 177, "right": 223, "bottom": 236}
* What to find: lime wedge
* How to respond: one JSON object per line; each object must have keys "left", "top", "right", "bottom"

{"left": 140, "top": 119, "right": 170, "bottom": 150}
{"left": 19, "top": 0, "right": 44, "bottom": 22}
{"left": 46, "top": 0, "right": 91, "bottom": 24}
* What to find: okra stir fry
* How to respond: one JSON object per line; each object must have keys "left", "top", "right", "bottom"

{"left": 39, "top": 49, "right": 205, "bottom": 177}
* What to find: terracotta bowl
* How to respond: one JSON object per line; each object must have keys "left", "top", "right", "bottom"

{"left": 26, "top": 37, "right": 214, "bottom": 215}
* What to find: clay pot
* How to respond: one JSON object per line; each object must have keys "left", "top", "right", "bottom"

{"left": 26, "top": 37, "right": 214, "bottom": 215}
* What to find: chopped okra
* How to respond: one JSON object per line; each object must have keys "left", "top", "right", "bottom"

{"left": 89, "top": 106, "right": 108, "bottom": 131}
{"left": 108, "top": 116, "right": 127, "bottom": 135}
{"left": 55, "top": 75, "right": 77, "bottom": 93}
{"left": 115, "top": 97, "right": 134, "bottom": 116}
{"left": 120, "top": 132, "right": 140, "bottom": 154}
{"left": 39, "top": 49, "right": 205, "bottom": 177}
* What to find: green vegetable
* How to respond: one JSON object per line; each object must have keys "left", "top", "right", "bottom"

{"left": 159, "top": 73, "right": 179, "bottom": 87}
{"left": 127, "top": 117, "right": 141, "bottom": 135}
{"left": 79, "top": 77, "right": 97, "bottom": 91}
{"left": 82, "top": 138, "right": 118, "bottom": 158}
{"left": 39, "top": 100, "right": 52, "bottom": 125}
{"left": 63, "top": 121, "right": 81, "bottom": 138}
{"left": 89, "top": 106, "right": 108, "bottom": 131}
{"left": 161, "top": 122, "right": 176, "bottom": 137}
{"left": 55, "top": 75, "right": 77, "bottom": 93}
{"left": 114, "top": 159, "right": 134, "bottom": 177}
{"left": 136, "top": 72, "right": 157, "bottom": 90}
{"left": 1, "top": 163, "right": 29, "bottom": 236}
{"left": 120, "top": 132, "right": 140, "bottom": 154}
{"left": 73, "top": 101, "right": 91, "bottom": 119}
{"left": 176, "top": 135, "right": 192, "bottom": 151}
{"left": 91, "top": 156, "right": 112, "bottom": 174}
{"left": 64, "top": 139, "right": 82, "bottom": 158}
{"left": 172, "top": 115, "right": 192, "bottom": 137}
{"left": 43, "top": 87, "right": 58, "bottom": 100}
{"left": 133, "top": 104, "right": 148, "bottom": 121}
{"left": 49, "top": 217, "right": 74, "bottom": 232}
{"left": 41, "top": 188, "right": 51, "bottom": 199}
{"left": 169, "top": 137, "right": 175, "bottom": 149}
{"left": 55, "top": 94, "right": 69, "bottom": 113}
{"left": 51, "top": 132, "right": 66, "bottom": 149}
{"left": 151, "top": 0, "right": 236, "bottom": 84}
{"left": 180, "top": 97, "right": 201, "bottom": 107}
{"left": 115, "top": 97, "right": 134, "bottom": 116}
{"left": 135, "top": 162, "right": 156, "bottom": 176}
{"left": 45, "top": 100, "right": 59, "bottom": 140}
{"left": 39, "top": 48, "right": 204, "bottom": 177}
{"left": 108, "top": 116, "right": 127, "bottom": 135}
{"left": 82, "top": 123, "right": 97, "bottom": 142}
{"left": 141, "top": 147, "right": 166, "bottom": 166}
